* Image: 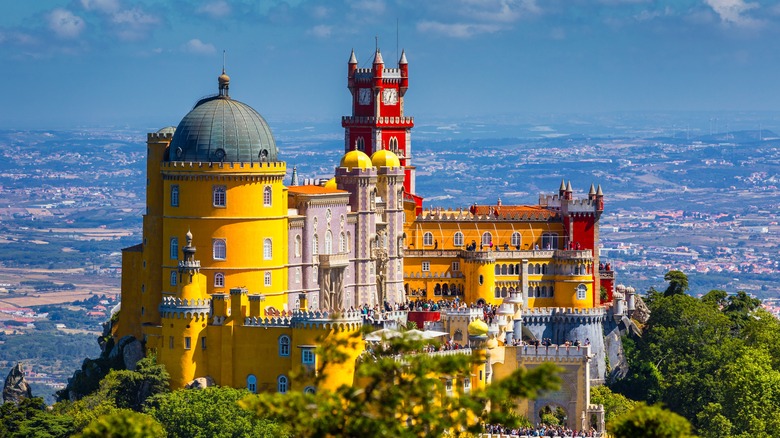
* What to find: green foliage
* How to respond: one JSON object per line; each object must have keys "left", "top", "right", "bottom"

{"left": 240, "top": 330, "right": 560, "bottom": 437}
{"left": 608, "top": 403, "right": 694, "bottom": 438}
{"left": 0, "top": 397, "right": 75, "bottom": 438}
{"left": 600, "top": 286, "right": 608, "bottom": 303}
{"left": 147, "top": 387, "right": 289, "bottom": 438}
{"left": 590, "top": 385, "right": 638, "bottom": 424}
{"left": 92, "top": 356, "right": 170, "bottom": 412}
{"left": 701, "top": 290, "right": 727, "bottom": 309}
{"left": 663, "top": 270, "right": 689, "bottom": 297}
{"left": 76, "top": 409, "right": 164, "bottom": 438}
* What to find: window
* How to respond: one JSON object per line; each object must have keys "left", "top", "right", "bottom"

{"left": 295, "top": 268, "right": 301, "bottom": 284}
{"left": 422, "top": 261, "right": 430, "bottom": 272}
{"left": 304, "top": 386, "right": 316, "bottom": 394}
{"left": 452, "top": 261, "right": 460, "bottom": 272}
{"left": 481, "top": 232, "right": 492, "bottom": 246}
{"left": 169, "top": 336, "right": 174, "bottom": 349}
{"left": 389, "top": 136, "right": 399, "bottom": 153}
{"left": 339, "top": 232, "right": 346, "bottom": 253}
{"left": 169, "top": 271, "right": 177, "bottom": 286}
{"left": 201, "top": 336, "right": 207, "bottom": 350}
{"left": 325, "top": 231, "right": 332, "bottom": 255}
{"left": 263, "top": 186, "right": 272, "bottom": 207}
{"left": 312, "top": 234, "right": 319, "bottom": 256}
{"left": 279, "top": 336, "right": 290, "bottom": 356}
{"left": 511, "top": 232, "right": 521, "bottom": 248}
{"left": 479, "top": 275, "right": 484, "bottom": 285}
{"left": 494, "top": 265, "right": 500, "bottom": 275}
{"left": 577, "top": 283, "right": 587, "bottom": 300}
{"left": 302, "top": 349, "right": 315, "bottom": 365}
{"left": 542, "top": 233, "right": 558, "bottom": 250}
{"left": 464, "top": 378, "right": 471, "bottom": 392}
{"left": 213, "top": 239, "right": 226, "bottom": 260}
{"left": 213, "top": 185, "right": 226, "bottom": 207}
{"left": 170, "top": 185, "right": 179, "bottom": 207}
{"left": 453, "top": 232, "right": 464, "bottom": 247}
{"left": 214, "top": 272, "right": 224, "bottom": 288}
{"left": 277, "top": 375, "right": 288, "bottom": 394}
{"left": 356, "top": 137, "right": 365, "bottom": 151}
{"left": 445, "top": 379, "right": 453, "bottom": 396}
{"left": 170, "top": 237, "right": 178, "bottom": 260}
{"left": 370, "top": 190, "right": 376, "bottom": 210}
{"left": 264, "top": 271, "right": 272, "bottom": 287}
{"left": 184, "top": 337, "right": 191, "bottom": 350}
{"left": 264, "top": 238, "right": 272, "bottom": 260}
{"left": 295, "top": 235, "right": 301, "bottom": 257}
{"left": 495, "top": 287, "right": 501, "bottom": 298}
{"left": 247, "top": 375, "right": 257, "bottom": 393}
{"left": 423, "top": 232, "right": 433, "bottom": 246}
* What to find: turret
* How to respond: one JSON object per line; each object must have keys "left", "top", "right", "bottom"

{"left": 348, "top": 49, "right": 357, "bottom": 89}
{"left": 595, "top": 184, "right": 604, "bottom": 211}
{"left": 290, "top": 166, "right": 299, "bottom": 186}
{"left": 559, "top": 179, "right": 567, "bottom": 198}
{"left": 588, "top": 183, "right": 596, "bottom": 201}
{"left": 372, "top": 49, "right": 384, "bottom": 88}
{"left": 565, "top": 180, "right": 573, "bottom": 201}
{"left": 399, "top": 49, "right": 408, "bottom": 95}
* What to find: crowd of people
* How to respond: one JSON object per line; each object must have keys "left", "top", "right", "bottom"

{"left": 483, "top": 423, "right": 600, "bottom": 437}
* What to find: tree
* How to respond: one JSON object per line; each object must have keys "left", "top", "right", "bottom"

{"left": 701, "top": 289, "right": 727, "bottom": 309}
{"left": 590, "top": 385, "right": 638, "bottom": 424}
{"left": 608, "top": 403, "right": 694, "bottom": 438}
{"left": 0, "top": 397, "right": 75, "bottom": 438}
{"left": 76, "top": 409, "right": 164, "bottom": 438}
{"left": 240, "top": 330, "right": 560, "bottom": 437}
{"left": 146, "top": 387, "right": 289, "bottom": 438}
{"left": 663, "top": 270, "right": 689, "bottom": 297}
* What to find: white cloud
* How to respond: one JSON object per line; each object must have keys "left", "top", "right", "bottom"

{"left": 308, "top": 25, "right": 333, "bottom": 39}
{"left": 417, "top": 21, "right": 501, "bottom": 38}
{"left": 349, "top": 0, "right": 385, "bottom": 15}
{"left": 458, "top": 0, "right": 541, "bottom": 23}
{"left": 184, "top": 38, "right": 216, "bottom": 55}
{"left": 197, "top": 1, "right": 232, "bottom": 19}
{"left": 80, "top": 0, "right": 120, "bottom": 13}
{"left": 110, "top": 8, "right": 160, "bottom": 41}
{"left": 704, "top": 0, "right": 761, "bottom": 27}
{"left": 47, "top": 9, "right": 86, "bottom": 39}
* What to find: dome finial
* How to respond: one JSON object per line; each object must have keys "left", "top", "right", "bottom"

{"left": 218, "top": 50, "right": 230, "bottom": 97}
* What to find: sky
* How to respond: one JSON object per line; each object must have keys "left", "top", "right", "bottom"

{"left": 2, "top": 0, "right": 780, "bottom": 130}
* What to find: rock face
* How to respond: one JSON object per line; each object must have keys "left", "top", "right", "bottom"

{"left": 3, "top": 363, "right": 33, "bottom": 403}
{"left": 632, "top": 295, "right": 651, "bottom": 325}
{"left": 185, "top": 376, "right": 216, "bottom": 389}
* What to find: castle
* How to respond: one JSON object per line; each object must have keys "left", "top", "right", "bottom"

{"left": 114, "top": 47, "right": 628, "bottom": 430}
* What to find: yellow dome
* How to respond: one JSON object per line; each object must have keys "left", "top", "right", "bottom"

{"left": 340, "top": 150, "right": 372, "bottom": 170}
{"left": 324, "top": 177, "right": 337, "bottom": 190}
{"left": 486, "top": 337, "right": 498, "bottom": 349}
{"left": 467, "top": 319, "right": 489, "bottom": 336}
{"left": 371, "top": 149, "right": 401, "bottom": 168}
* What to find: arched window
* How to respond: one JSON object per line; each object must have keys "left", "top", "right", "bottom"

{"left": 169, "top": 271, "right": 177, "bottom": 286}
{"left": 389, "top": 137, "right": 399, "bottom": 153}
{"left": 509, "top": 264, "right": 515, "bottom": 275}
{"left": 501, "top": 264, "right": 508, "bottom": 275}
{"left": 170, "top": 185, "right": 179, "bottom": 207}
{"left": 494, "top": 287, "right": 501, "bottom": 298}
{"left": 279, "top": 335, "right": 290, "bottom": 356}
{"left": 212, "top": 185, "right": 226, "bottom": 207}
{"left": 481, "top": 232, "right": 492, "bottom": 246}
{"left": 339, "top": 232, "right": 346, "bottom": 253}
{"left": 312, "top": 234, "right": 319, "bottom": 256}
{"left": 263, "top": 186, "right": 272, "bottom": 207}
{"left": 494, "top": 265, "right": 500, "bottom": 275}
{"left": 214, "top": 272, "right": 224, "bottom": 288}
{"left": 247, "top": 375, "right": 257, "bottom": 393}
{"left": 577, "top": 283, "right": 587, "bottom": 300}
{"left": 169, "top": 237, "right": 178, "bottom": 260}
{"left": 453, "top": 232, "right": 464, "bottom": 247}
{"left": 213, "top": 239, "right": 226, "bottom": 260}
{"left": 541, "top": 286, "right": 548, "bottom": 297}
{"left": 263, "top": 238, "right": 272, "bottom": 260}
{"left": 325, "top": 231, "right": 332, "bottom": 255}
{"left": 423, "top": 232, "right": 433, "bottom": 246}
{"left": 304, "top": 386, "right": 316, "bottom": 394}
{"left": 294, "top": 268, "right": 301, "bottom": 284}
{"left": 356, "top": 137, "right": 365, "bottom": 151}
{"left": 542, "top": 264, "right": 548, "bottom": 275}
{"left": 277, "top": 375, "right": 288, "bottom": 394}
{"left": 294, "top": 235, "right": 301, "bottom": 257}
{"left": 264, "top": 271, "right": 271, "bottom": 287}
{"left": 511, "top": 232, "right": 521, "bottom": 248}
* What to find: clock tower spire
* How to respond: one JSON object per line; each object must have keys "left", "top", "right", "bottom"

{"left": 343, "top": 46, "right": 418, "bottom": 200}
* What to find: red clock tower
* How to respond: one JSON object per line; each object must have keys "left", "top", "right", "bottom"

{"left": 343, "top": 48, "right": 417, "bottom": 196}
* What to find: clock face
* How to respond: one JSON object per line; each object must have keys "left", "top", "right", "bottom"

{"left": 358, "top": 88, "right": 371, "bottom": 105}
{"left": 382, "top": 88, "right": 398, "bottom": 105}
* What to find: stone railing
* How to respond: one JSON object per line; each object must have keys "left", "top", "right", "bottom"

{"left": 516, "top": 344, "right": 591, "bottom": 362}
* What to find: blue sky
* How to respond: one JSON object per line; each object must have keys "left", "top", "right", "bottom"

{"left": 2, "top": 0, "right": 779, "bottom": 130}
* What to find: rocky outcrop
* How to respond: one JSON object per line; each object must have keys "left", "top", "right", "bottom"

{"left": 3, "top": 363, "right": 33, "bottom": 403}
{"left": 632, "top": 295, "right": 651, "bottom": 325}
{"left": 185, "top": 376, "right": 216, "bottom": 389}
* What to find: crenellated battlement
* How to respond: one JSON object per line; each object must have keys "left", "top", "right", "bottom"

{"left": 341, "top": 116, "right": 414, "bottom": 126}
{"left": 538, "top": 194, "right": 599, "bottom": 213}
{"left": 523, "top": 307, "right": 606, "bottom": 324}
{"left": 244, "top": 309, "right": 364, "bottom": 330}
{"left": 515, "top": 344, "right": 592, "bottom": 363}
{"left": 147, "top": 132, "right": 174, "bottom": 141}
{"left": 160, "top": 160, "right": 287, "bottom": 173}
{"left": 159, "top": 296, "right": 211, "bottom": 319}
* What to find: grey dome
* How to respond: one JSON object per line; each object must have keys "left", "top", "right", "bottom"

{"left": 167, "top": 95, "right": 278, "bottom": 163}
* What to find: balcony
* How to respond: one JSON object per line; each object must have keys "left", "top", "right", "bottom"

{"left": 318, "top": 252, "right": 349, "bottom": 268}
{"left": 341, "top": 116, "right": 415, "bottom": 127}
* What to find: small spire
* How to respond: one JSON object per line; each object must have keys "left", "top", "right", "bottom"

{"left": 373, "top": 48, "right": 384, "bottom": 65}
{"left": 349, "top": 49, "right": 357, "bottom": 64}
{"left": 566, "top": 180, "right": 573, "bottom": 192}
{"left": 290, "top": 166, "right": 299, "bottom": 186}
{"left": 559, "top": 179, "right": 566, "bottom": 191}
{"left": 186, "top": 229, "right": 193, "bottom": 245}
{"left": 589, "top": 183, "right": 596, "bottom": 195}
{"left": 399, "top": 49, "right": 407, "bottom": 65}
{"left": 596, "top": 184, "right": 603, "bottom": 196}
{"left": 218, "top": 68, "right": 230, "bottom": 98}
